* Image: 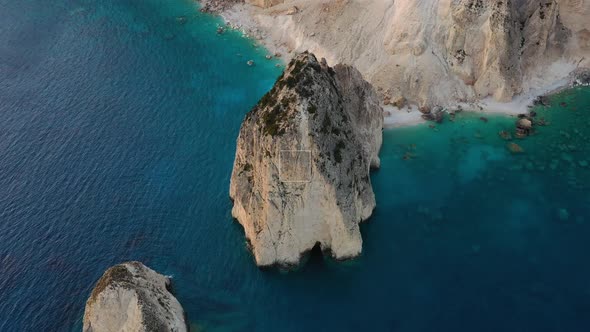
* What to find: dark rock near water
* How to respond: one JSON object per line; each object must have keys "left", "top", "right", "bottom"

{"left": 421, "top": 106, "right": 444, "bottom": 123}
{"left": 200, "top": 0, "right": 244, "bottom": 14}
{"left": 506, "top": 143, "right": 524, "bottom": 154}
{"left": 533, "top": 95, "right": 550, "bottom": 107}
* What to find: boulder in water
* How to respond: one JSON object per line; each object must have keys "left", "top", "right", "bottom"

{"left": 516, "top": 118, "right": 533, "bottom": 137}
{"left": 507, "top": 142, "right": 524, "bottom": 154}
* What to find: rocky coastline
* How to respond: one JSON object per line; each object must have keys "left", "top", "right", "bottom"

{"left": 198, "top": 0, "right": 590, "bottom": 125}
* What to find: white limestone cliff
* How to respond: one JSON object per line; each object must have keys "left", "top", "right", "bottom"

{"left": 83, "top": 262, "right": 187, "bottom": 332}
{"left": 217, "top": 0, "right": 590, "bottom": 109}
{"left": 229, "top": 52, "right": 383, "bottom": 268}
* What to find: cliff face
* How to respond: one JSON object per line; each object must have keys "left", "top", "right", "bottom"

{"left": 229, "top": 52, "right": 383, "bottom": 268}
{"left": 245, "top": 0, "right": 590, "bottom": 107}
{"left": 445, "top": 0, "right": 574, "bottom": 101}
{"left": 83, "top": 262, "right": 187, "bottom": 332}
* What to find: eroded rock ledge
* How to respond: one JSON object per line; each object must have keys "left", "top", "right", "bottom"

{"left": 83, "top": 262, "right": 187, "bottom": 332}
{"left": 230, "top": 52, "right": 383, "bottom": 268}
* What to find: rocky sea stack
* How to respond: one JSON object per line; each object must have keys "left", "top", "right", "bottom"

{"left": 83, "top": 262, "right": 188, "bottom": 332}
{"left": 230, "top": 52, "right": 383, "bottom": 268}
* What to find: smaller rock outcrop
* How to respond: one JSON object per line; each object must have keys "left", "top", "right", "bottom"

{"left": 421, "top": 106, "right": 445, "bottom": 123}
{"left": 83, "top": 262, "right": 187, "bottom": 332}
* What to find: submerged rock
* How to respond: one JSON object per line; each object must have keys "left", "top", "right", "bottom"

{"left": 558, "top": 208, "right": 570, "bottom": 221}
{"left": 561, "top": 152, "right": 574, "bottom": 163}
{"left": 83, "top": 262, "right": 187, "bottom": 332}
{"left": 507, "top": 142, "right": 524, "bottom": 154}
{"left": 536, "top": 117, "right": 549, "bottom": 126}
{"left": 471, "top": 244, "right": 481, "bottom": 254}
{"left": 175, "top": 16, "right": 187, "bottom": 25}
{"left": 499, "top": 130, "right": 513, "bottom": 140}
{"left": 229, "top": 52, "right": 383, "bottom": 268}
{"left": 533, "top": 95, "right": 551, "bottom": 107}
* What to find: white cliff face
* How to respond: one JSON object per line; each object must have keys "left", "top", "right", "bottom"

{"left": 229, "top": 52, "right": 383, "bottom": 268}
{"left": 239, "top": 0, "right": 589, "bottom": 107}
{"left": 83, "top": 262, "right": 187, "bottom": 332}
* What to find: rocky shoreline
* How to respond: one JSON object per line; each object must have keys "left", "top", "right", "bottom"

{"left": 197, "top": 0, "right": 590, "bottom": 127}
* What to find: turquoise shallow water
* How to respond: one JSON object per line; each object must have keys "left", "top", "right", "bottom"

{"left": 1, "top": 0, "right": 590, "bottom": 331}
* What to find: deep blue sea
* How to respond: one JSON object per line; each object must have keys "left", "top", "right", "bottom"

{"left": 1, "top": 0, "right": 589, "bottom": 331}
